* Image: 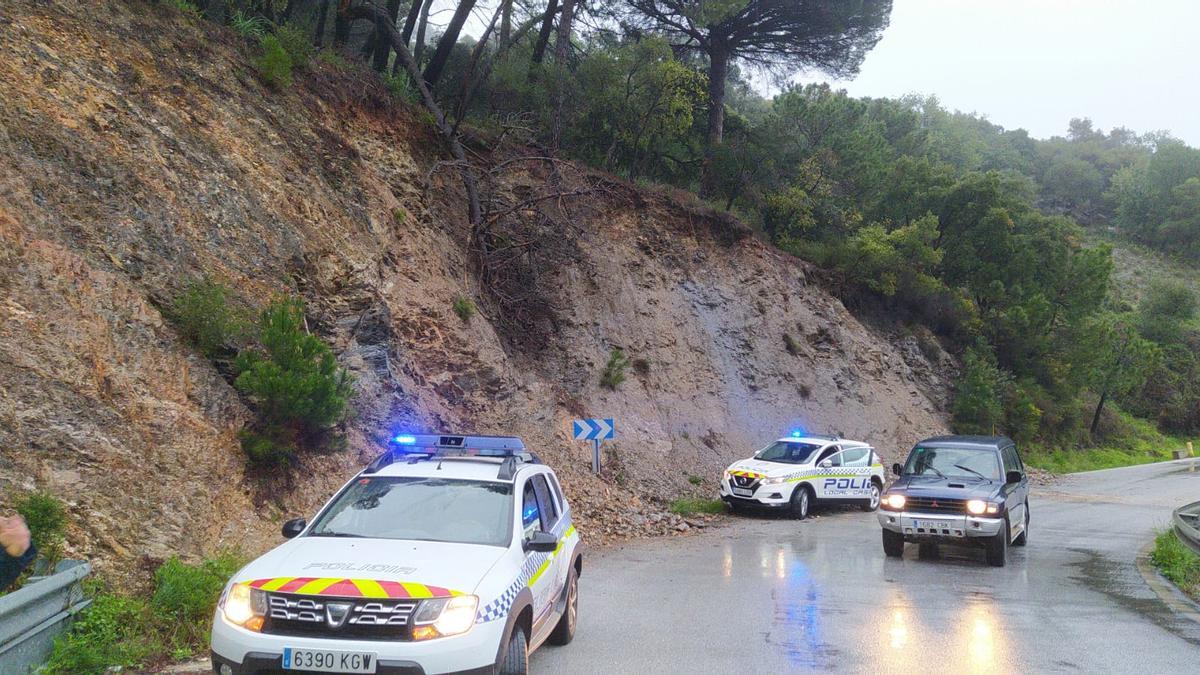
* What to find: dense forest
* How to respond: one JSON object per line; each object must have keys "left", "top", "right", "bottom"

{"left": 173, "top": 0, "right": 1200, "bottom": 454}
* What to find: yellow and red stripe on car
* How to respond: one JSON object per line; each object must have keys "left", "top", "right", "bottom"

{"left": 728, "top": 469, "right": 766, "bottom": 479}
{"left": 245, "top": 577, "right": 462, "bottom": 599}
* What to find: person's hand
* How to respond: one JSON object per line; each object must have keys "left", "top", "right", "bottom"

{"left": 0, "top": 516, "right": 31, "bottom": 558}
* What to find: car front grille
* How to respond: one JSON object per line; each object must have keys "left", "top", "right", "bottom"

{"left": 904, "top": 497, "right": 967, "bottom": 514}
{"left": 261, "top": 592, "right": 420, "bottom": 640}
{"left": 730, "top": 476, "right": 761, "bottom": 490}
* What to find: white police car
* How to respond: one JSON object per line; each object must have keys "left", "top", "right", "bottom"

{"left": 211, "top": 434, "right": 582, "bottom": 675}
{"left": 719, "top": 433, "right": 885, "bottom": 518}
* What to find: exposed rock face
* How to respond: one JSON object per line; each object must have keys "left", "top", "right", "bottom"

{"left": 0, "top": 0, "right": 951, "bottom": 574}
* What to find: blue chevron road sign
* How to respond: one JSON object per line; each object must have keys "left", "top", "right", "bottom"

{"left": 573, "top": 418, "right": 614, "bottom": 473}
{"left": 573, "top": 418, "right": 615, "bottom": 441}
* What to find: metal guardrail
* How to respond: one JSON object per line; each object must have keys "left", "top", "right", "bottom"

{"left": 0, "top": 560, "right": 92, "bottom": 674}
{"left": 1175, "top": 500, "right": 1200, "bottom": 557}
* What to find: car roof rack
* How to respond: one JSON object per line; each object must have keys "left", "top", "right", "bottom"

{"left": 363, "top": 434, "right": 540, "bottom": 479}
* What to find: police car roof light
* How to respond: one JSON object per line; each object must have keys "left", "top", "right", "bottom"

{"left": 364, "top": 434, "right": 535, "bottom": 474}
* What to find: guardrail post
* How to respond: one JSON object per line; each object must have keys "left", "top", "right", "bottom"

{"left": 0, "top": 560, "right": 92, "bottom": 673}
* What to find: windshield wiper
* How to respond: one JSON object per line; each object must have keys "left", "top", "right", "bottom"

{"left": 308, "top": 531, "right": 363, "bottom": 538}
{"left": 921, "top": 465, "right": 946, "bottom": 478}
{"left": 953, "top": 464, "right": 987, "bottom": 480}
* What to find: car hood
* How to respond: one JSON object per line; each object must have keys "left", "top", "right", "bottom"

{"left": 233, "top": 537, "right": 508, "bottom": 598}
{"left": 726, "top": 457, "right": 812, "bottom": 478}
{"left": 892, "top": 475, "right": 1002, "bottom": 500}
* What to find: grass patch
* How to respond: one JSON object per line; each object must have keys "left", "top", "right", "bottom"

{"left": 669, "top": 498, "right": 726, "bottom": 516}
{"left": 687, "top": 474, "right": 703, "bottom": 486}
{"left": 1024, "top": 414, "right": 1188, "bottom": 473}
{"left": 45, "top": 553, "right": 244, "bottom": 673}
{"left": 1150, "top": 529, "right": 1200, "bottom": 600}
{"left": 15, "top": 490, "right": 67, "bottom": 571}
{"left": 600, "top": 348, "right": 630, "bottom": 390}
{"left": 452, "top": 296, "right": 476, "bottom": 322}
{"left": 168, "top": 278, "right": 247, "bottom": 358}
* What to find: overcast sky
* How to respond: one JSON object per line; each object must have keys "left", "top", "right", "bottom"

{"left": 819, "top": 0, "right": 1200, "bottom": 144}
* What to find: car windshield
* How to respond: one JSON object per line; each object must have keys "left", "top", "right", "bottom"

{"left": 902, "top": 446, "right": 1002, "bottom": 481}
{"left": 754, "top": 441, "right": 822, "bottom": 464}
{"left": 308, "top": 477, "right": 513, "bottom": 547}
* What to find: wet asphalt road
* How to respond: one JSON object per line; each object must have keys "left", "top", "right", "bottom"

{"left": 533, "top": 459, "right": 1200, "bottom": 673}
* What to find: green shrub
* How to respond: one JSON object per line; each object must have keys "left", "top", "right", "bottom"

{"left": 235, "top": 297, "right": 352, "bottom": 463}
{"left": 600, "top": 348, "right": 630, "bottom": 390}
{"left": 169, "top": 278, "right": 246, "bottom": 358}
{"left": 15, "top": 490, "right": 68, "bottom": 570}
{"left": 238, "top": 428, "right": 295, "bottom": 467}
{"left": 1151, "top": 529, "right": 1200, "bottom": 599}
{"left": 687, "top": 474, "right": 703, "bottom": 486}
{"left": 452, "top": 296, "right": 476, "bottom": 322}
{"left": 274, "top": 23, "right": 314, "bottom": 71}
{"left": 45, "top": 591, "right": 158, "bottom": 673}
{"left": 668, "top": 498, "right": 727, "bottom": 516}
{"left": 952, "top": 346, "right": 1007, "bottom": 435}
{"left": 47, "top": 552, "right": 244, "bottom": 672}
{"left": 166, "top": 0, "right": 202, "bottom": 17}
{"left": 255, "top": 34, "right": 293, "bottom": 89}
{"left": 152, "top": 553, "right": 244, "bottom": 648}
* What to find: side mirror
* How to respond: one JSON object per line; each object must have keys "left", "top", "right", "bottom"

{"left": 892, "top": 463, "right": 903, "bottom": 476}
{"left": 1005, "top": 470, "right": 1024, "bottom": 485}
{"left": 819, "top": 460, "right": 833, "bottom": 469}
{"left": 524, "top": 531, "right": 558, "bottom": 553}
{"left": 282, "top": 517, "right": 307, "bottom": 539}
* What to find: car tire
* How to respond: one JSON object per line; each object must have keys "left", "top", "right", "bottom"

{"left": 862, "top": 482, "right": 881, "bottom": 512}
{"left": 497, "top": 625, "right": 529, "bottom": 675}
{"left": 1013, "top": 507, "right": 1029, "bottom": 547}
{"left": 986, "top": 517, "right": 1009, "bottom": 567}
{"left": 791, "top": 485, "right": 812, "bottom": 520}
{"left": 548, "top": 569, "right": 578, "bottom": 646}
{"left": 882, "top": 528, "right": 904, "bottom": 557}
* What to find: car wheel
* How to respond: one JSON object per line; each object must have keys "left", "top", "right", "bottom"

{"left": 862, "top": 482, "right": 881, "bottom": 512}
{"left": 1013, "top": 507, "right": 1029, "bottom": 547}
{"left": 497, "top": 625, "right": 529, "bottom": 675}
{"left": 548, "top": 569, "right": 578, "bottom": 646}
{"left": 791, "top": 485, "right": 812, "bottom": 520}
{"left": 986, "top": 517, "right": 1009, "bottom": 567}
{"left": 882, "top": 528, "right": 904, "bottom": 557}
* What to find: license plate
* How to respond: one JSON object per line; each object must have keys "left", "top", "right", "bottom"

{"left": 732, "top": 487, "right": 754, "bottom": 497}
{"left": 915, "top": 519, "right": 953, "bottom": 532}
{"left": 283, "top": 647, "right": 377, "bottom": 673}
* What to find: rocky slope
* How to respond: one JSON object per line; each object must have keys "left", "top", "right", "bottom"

{"left": 0, "top": 0, "right": 951, "bottom": 575}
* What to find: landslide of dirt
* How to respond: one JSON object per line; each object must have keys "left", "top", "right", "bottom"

{"left": 0, "top": 0, "right": 952, "bottom": 575}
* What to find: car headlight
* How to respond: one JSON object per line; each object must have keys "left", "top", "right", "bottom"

{"left": 723, "top": 470, "right": 732, "bottom": 480}
{"left": 966, "top": 499, "right": 1001, "bottom": 515}
{"left": 220, "top": 583, "right": 266, "bottom": 632}
{"left": 762, "top": 476, "right": 785, "bottom": 485}
{"left": 411, "top": 595, "right": 479, "bottom": 640}
{"left": 884, "top": 493, "right": 906, "bottom": 510}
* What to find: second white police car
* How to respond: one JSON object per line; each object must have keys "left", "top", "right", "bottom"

{"left": 719, "top": 432, "right": 885, "bottom": 518}
{"left": 211, "top": 434, "right": 582, "bottom": 675}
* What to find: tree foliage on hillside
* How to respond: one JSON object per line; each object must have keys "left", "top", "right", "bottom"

{"left": 173, "top": 0, "right": 1200, "bottom": 446}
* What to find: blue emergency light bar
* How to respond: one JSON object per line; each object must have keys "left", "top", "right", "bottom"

{"left": 365, "top": 434, "right": 533, "bottom": 475}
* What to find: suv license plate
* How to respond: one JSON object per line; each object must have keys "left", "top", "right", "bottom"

{"left": 732, "top": 487, "right": 754, "bottom": 497}
{"left": 916, "top": 519, "right": 953, "bottom": 532}
{"left": 283, "top": 647, "right": 377, "bottom": 673}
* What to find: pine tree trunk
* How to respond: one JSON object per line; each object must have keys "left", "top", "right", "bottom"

{"left": 314, "top": 0, "right": 331, "bottom": 47}
{"left": 414, "top": 0, "right": 435, "bottom": 65}
{"left": 1090, "top": 389, "right": 1108, "bottom": 435}
{"left": 549, "top": 0, "right": 575, "bottom": 152}
{"left": 700, "top": 43, "right": 730, "bottom": 198}
{"left": 499, "top": 0, "right": 513, "bottom": 47}
{"left": 423, "top": 0, "right": 479, "bottom": 86}
{"left": 372, "top": 0, "right": 404, "bottom": 72}
{"left": 530, "top": 0, "right": 559, "bottom": 65}
{"left": 333, "top": 0, "right": 352, "bottom": 49}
